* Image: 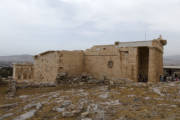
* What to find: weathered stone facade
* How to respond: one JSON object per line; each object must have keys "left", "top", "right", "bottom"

{"left": 13, "top": 63, "right": 34, "bottom": 82}
{"left": 13, "top": 37, "right": 167, "bottom": 83}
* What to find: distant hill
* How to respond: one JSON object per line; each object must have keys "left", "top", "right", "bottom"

{"left": 164, "top": 55, "right": 180, "bottom": 66}
{"left": 0, "top": 55, "right": 33, "bottom": 67}
{"left": 0, "top": 54, "right": 179, "bottom": 67}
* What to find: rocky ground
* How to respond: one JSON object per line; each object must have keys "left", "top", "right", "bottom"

{"left": 1, "top": 82, "right": 180, "bottom": 120}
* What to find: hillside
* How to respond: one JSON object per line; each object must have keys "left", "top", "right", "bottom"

{"left": 0, "top": 54, "right": 179, "bottom": 67}
{"left": 0, "top": 55, "right": 33, "bottom": 67}
{"left": 164, "top": 55, "right": 180, "bottom": 66}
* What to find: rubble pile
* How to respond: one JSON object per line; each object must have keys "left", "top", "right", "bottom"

{"left": 56, "top": 72, "right": 108, "bottom": 85}
{"left": 16, "top": 82, "right": 56, "bottom": 89}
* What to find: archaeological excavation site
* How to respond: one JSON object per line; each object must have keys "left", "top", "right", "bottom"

{"left": 2, "top": 37, "right": 180, "bottom": 120}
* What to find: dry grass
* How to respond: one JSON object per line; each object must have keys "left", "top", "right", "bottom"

{"left": 1, "top": 83, "right": 180, "bottom": 120}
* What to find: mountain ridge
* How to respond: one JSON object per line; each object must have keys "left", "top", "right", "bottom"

{"left": 0, "top": 55, "right": 34, "bottom": 67}
{"left": 0, "top": 54, "right": 180, "bottom": 66}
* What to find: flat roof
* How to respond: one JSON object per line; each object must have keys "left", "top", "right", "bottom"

{"left": 116, "top": 40, "right": 153, "bottom": 48}
{"left": 164, "top": 66, "right": 180, "bottom": 69}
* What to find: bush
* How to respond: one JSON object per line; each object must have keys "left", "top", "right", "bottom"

{"left": 0, "top": 67, "right": 13, "bottom": 78}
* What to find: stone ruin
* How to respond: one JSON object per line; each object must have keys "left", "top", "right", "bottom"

{"left": 7, "top": 77, "right": 16, "bottom": 97}
{"left": 55, "top": 72, "right": 108, "bottom": 85}
{"left": 13, "top": 36, "right": 167, "bottom": 86}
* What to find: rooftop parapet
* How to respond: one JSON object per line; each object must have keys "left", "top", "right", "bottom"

{"left": 113, "top": 35, "right": 167, "bottom": 52}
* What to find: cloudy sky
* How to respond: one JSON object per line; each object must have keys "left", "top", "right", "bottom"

{"left": 0, "top": 0, "right": 180, "bottom": 56}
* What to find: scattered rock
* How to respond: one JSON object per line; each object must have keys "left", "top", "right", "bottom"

{"left": 87, "top": 104, "right": 98, "bottom": 113}
{"left": 54, "top": 107, "right": 65, "bottom": 113}
{"left": 62, "top": 111, "right": 74, "bottom": 117}
{"left": 23, "top": 102, "right": 42, "bottom": 110}
{"left": 81, "top": 112, "right": 89, "bottom": 118}
{"left": 81, "top": 118, "right": 92, "bottom": 120}
{"left": 152, "top": 87, "right": 164, "bottom": 96}
{"left": 102, "top": 100, "right": 121, "bottom": 106}
{"left": 61, "top": 100, "right": 72, "bottom": 108}
{"left": 144, "top": 97, "right": 150, "bottom": 100}
{"left": 0, "top": 113, "right": 14, "bottom": 120}
{"left": 19, "top": 95, "right": 29, "bottom": 99}
{"left": 0, "top": 103, "right": 18, "bottom": 109}
{"left": 99, "top": 93, "right": 109, "bottom": 99}
{"left": 127, "top": 95, "right": 136, "bottom": 97}
{"left": 56, "top": 72, "right": 68, "bottom": 84}
{"left": 13, "top": 109, "right": 37, "bottom": 120}
{"left": 72, "top": 109, "right": 81, "bottom": 114}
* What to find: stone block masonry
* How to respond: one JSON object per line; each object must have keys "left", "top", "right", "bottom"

{"left": 13, "top": 36, "right": 167, "bottom": 83}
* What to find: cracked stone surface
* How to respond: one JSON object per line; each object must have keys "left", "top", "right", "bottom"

{"left": 1, "top": 81, "right": 180, "bottom": 120}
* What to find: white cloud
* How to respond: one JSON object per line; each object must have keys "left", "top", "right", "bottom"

{"left": 0, "top": 0, "right": 179, "bottom": 55}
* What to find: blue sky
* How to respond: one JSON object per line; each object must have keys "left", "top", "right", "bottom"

{"left": 0, "top": 0, "right": 180, "bottom": 56}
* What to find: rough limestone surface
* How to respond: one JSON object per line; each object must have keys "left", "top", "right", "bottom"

{"left": 0, "top": 113, "right": 14, "bottom": 120}
{"left": 1, "top": 81, "right": 180, "bottom": 120}
{"left": 13, "top": 38, "right": 167, "bottom": 84}
{"left": 13, "top": 110, "right": 37, "bottom": 120}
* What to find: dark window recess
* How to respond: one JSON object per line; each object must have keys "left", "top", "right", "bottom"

{"left": 59, "top": 67, "right": 64, "bottom": 70}
{"left": 108, "top": 60, "right": 113, "bottom": 68}
{"left": 124, "top": 51, "right": 129, "bottom": 54}
{"left": 18, "top": 74, "right": 21, "bottom": 79}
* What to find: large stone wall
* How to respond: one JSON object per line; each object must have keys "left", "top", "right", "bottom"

{"left": 84, "top": 46, "right": 138, "bottom": 82}
{"left": 148, "top": 48, "right": 164, "bottom": 82}
{"left": 57, "top": 51, "right": 84, "bottom": 77}
{"left": 13, "top": 38, "right": 167, "bottom": 83}
{"left": 33, "top": 51, "right": 84, "bottom": 83}
{"left": 34, "top": 51, "right": 58, "bottom": 83}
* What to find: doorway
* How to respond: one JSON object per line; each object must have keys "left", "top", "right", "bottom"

{"left": 138, "top": 47, "right": 149, "bottom": 82}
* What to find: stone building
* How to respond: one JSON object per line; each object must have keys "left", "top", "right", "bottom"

{"left": 13, "top": 63, "right": 34, "bottom": 82}
{"left": 13, "top": 37, "right": 167, "bottom": 83}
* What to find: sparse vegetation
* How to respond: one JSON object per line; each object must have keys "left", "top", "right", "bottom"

{"left": 0, "top": 67, "right": 13, "bottom": 78}
{"left": 1, "top": 82, "right": 180, "bottom": 120}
